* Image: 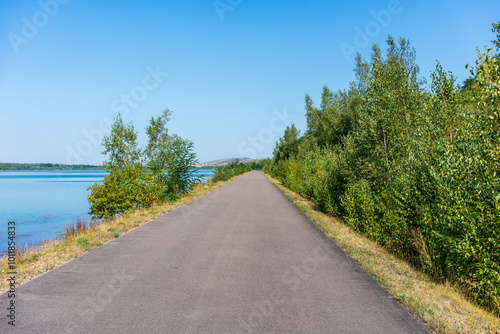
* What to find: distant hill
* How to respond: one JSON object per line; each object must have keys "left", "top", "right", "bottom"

{"left": 196, "top": 157, "right": 264, "bottom": 167}
{"left": 1, "top": 159, "right": 264, "bottom": 170}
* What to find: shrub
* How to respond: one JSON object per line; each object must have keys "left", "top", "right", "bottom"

{"left": 88, "top": 110, "right": 199, "bottom": 219}
{"left": 266, "top": 23, "right": 500, "bottom": 313}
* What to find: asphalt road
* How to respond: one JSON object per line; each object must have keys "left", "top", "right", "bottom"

{"left": 0, "top": 171, "right": 430, "bottom": 333}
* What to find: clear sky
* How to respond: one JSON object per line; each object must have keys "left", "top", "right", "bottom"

{"left": 0, "top": 0, "right": 498, "bottom": 165}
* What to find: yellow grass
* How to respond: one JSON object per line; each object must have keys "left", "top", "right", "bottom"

{"left": 265, "top": 174, "right": 500, "bottom": 334}
{"left": 0, "top": 174, "right": 243, "bottom": 293}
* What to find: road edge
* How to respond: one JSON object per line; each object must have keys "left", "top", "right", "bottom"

{"left": 263, "top": 173, "right": 500, "bottom": 334}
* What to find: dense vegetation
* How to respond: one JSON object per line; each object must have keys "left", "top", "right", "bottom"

{"left": 209, "top": 160, "right": 266, "bottom": 182}
{"left": 88, "top": 109, "right": 199, "bottom": 219}
{"left": 0, "top": 163, "right": 103, "bottom": 170}
{"left": 264, "top": 23, "right": 500, "bottom": 313}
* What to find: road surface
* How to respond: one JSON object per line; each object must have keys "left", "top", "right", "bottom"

{"left": 0, "top": 171, "right": 430, "bottom": 333}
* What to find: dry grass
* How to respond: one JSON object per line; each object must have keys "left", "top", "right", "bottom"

{"left": 265, "top": 174, "right": 500, "bottom": 334}
{"left": 0, "top": 175, "right": 242, "bottom": 293}
{"left": 65, "top": 218, "right": 99, "bottom": 238}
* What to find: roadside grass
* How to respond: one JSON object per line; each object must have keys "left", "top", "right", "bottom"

{"left": 0, "top": 174, "right": 243, "bottom": 294}
{"left": 265, "top": 174, "right": 500, "bottom": 334}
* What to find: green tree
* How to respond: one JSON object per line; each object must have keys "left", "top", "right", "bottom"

{"left": 305, "top": 86, "right": 355, "bottom": 148}
{"left": 144, "top": 109, "right": 173, "bottom": 173}
{"left": 265, "top": 25, "right": 500, "bottom": 313}
{"left": 273, "top": 124, "right": 301, "bottom": 162}
{"left": 492, "top": 21, "right": 500, "bottom": 51}
{"left": 88, "top": 109, "right": 200, "bottom": 218}
{"left": 164, "top": 135, "right": 199, "bottom": 196}
{"left": 144, "top": 109, "right": 199, "bottom": 198}
{"left": 102, "top": 114, "right": 141, "bottom": 171}
{"left": 88, "top": 114, "right": 143, "bottom": 218}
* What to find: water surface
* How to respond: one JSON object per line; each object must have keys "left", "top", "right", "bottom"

{"left": 0, "top": 169, "right": 213, "bottom": 252}
{"left": 0, "top": 171, "right": 106, "bottom": 252}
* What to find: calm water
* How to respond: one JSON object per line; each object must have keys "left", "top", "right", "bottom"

{"left": 0, "top": 169, "right": 214, "bottom": 252}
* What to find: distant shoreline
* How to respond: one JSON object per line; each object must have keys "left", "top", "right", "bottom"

{"left": 0, "top": 162, "right": 237, "bottom": 171}
{"left": 0, "top": 163, "right": 103, "bottom": 171}
{"left": 0, "top": 158, "right": 266, "bottom": 171}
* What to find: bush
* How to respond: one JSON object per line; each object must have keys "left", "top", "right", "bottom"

{"left": 341, "top": 179, "right": 377, "bottom": 236}
{"left": 88, "top": 110, "right": 199, "bottom": 219}
{"left": 265, "top": 23, "right": 500, "bottom": 313}
{"left": 209, "top": 160, "right": 265, "bottom": 183}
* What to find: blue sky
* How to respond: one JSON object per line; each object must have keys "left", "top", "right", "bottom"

{"left": 0, "top": 0, "right": 499, "bottom": 165}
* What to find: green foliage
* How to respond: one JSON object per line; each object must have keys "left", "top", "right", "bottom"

{"left": 305, "top": 86, "right": 356, "bottom": 148}
{"left": 87, "top": 166, "right": 142, "bottom": 219}
{"left": 492, "top": 21, "right": 500, "bottom": 51}
{"left": 144, "top": 110, "right": 199, "bottom": 199}
{"left": 273, "top": 124, "right": 301, "bottom": 161}
{"left": 341, "top": 179, "right": 377, "bottom": 236}
{"left": 210, "top": 160, "right": 265, "bottom": 183}
{"left": 266, "top": 26, "right": 500, "bottom": 314}
{"left": 87, "top": 110, "right": 199, "bottom": 219}
{"left": 88, "top": 115, "right": 144, "bottom": 219}
{"left": 102, "top": 114, "right": 142, "bottom": 171}
{"left": 163, "top": 136, "right": 199, "bottom": 196}
{"left": 76, "top": 237, "right": 90, "bottom": 251}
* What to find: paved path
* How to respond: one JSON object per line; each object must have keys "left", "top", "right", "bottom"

{"left": 0, "top": 171, "right": 430, "bottom": 333}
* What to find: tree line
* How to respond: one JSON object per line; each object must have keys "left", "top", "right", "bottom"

{"left": 0, "top": 163, "right": 103, "bottom": 170}
{"left": 210, "top": 160, "right": 265, "bottom": 182}
{"left": 264, "top": 22, "right": 500, "bottom": 313}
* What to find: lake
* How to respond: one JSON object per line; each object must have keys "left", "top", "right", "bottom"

{"left": 0, "top": 169, "right": 214, "bottom": 253}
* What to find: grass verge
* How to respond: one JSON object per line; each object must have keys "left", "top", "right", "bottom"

{"left": 0, "top": 174, "right": 244, "bottom": 294}
{"left": 265, "top": 174, "right": 500, "bottom": 334}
